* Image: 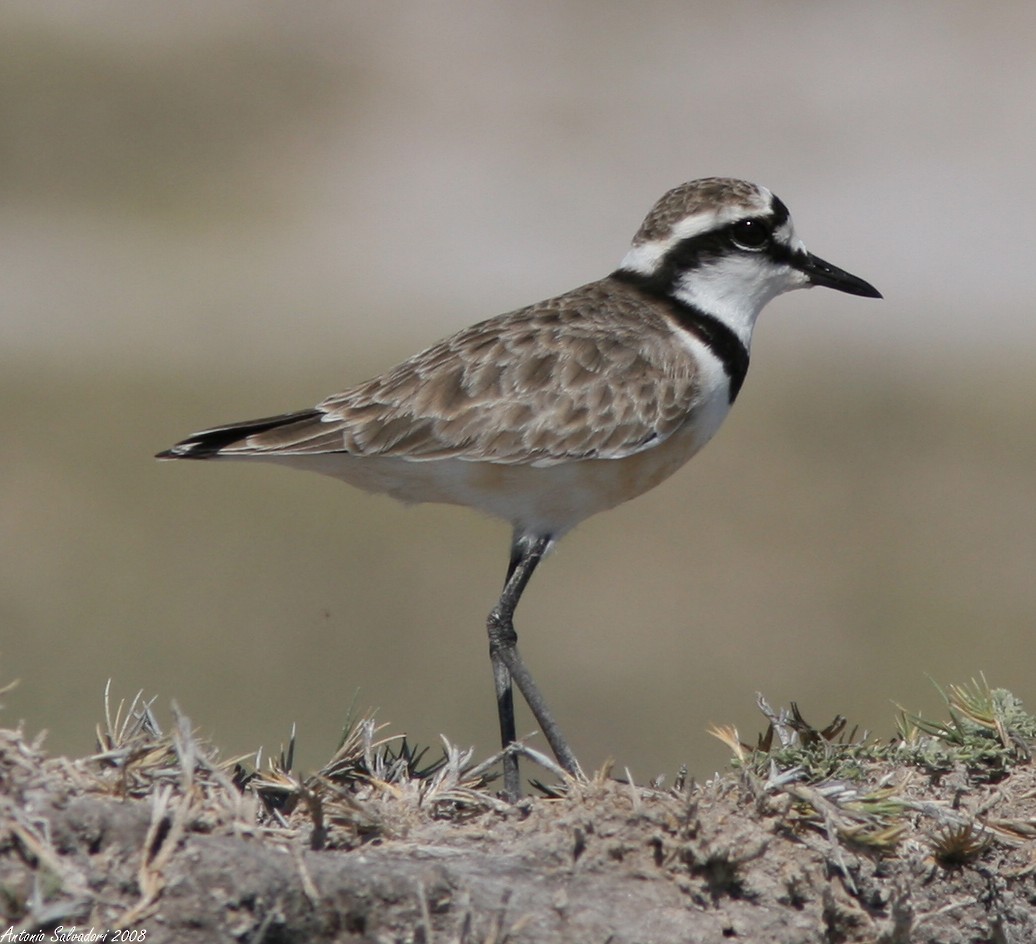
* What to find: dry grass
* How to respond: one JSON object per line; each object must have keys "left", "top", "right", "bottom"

{"left": 1, "top": 679, "right": 1033, "bottom": 942}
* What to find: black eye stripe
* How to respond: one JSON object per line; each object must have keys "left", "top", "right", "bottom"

{"left": 646, "top": 216, "right": 782, "bottom": 278}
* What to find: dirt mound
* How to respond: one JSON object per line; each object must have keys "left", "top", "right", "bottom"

{"left": 1, "top": 682, "right": 1033, "bottom": 942}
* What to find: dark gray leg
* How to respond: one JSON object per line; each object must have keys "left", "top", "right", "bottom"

{"left": 487, "top": 531, "right": 581, "bottom": 800}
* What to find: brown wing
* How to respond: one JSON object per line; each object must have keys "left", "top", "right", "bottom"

{"left": 165, "top": 279, "right": 703, "bottom": 466}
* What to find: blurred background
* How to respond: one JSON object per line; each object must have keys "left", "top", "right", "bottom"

{"left": 3, "top": 1, "right": 1035, "bottom": 782}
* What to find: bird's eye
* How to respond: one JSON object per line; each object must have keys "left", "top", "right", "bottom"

{"left": 730, "top": 219, "right": 771, "bottom": 250}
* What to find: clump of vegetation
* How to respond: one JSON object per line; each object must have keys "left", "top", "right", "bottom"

{"left": 714, "top": 676, "right": 1033, "bottom": 783}
{"left": 709, "top": 676, "right": 1036, "bottom": 864}
{"left": 896, "top": 676, "right": 1035, "bottom": 776}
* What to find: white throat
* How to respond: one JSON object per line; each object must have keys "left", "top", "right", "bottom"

{"left": 669, "top": 251, "right": 808, "bottom": 350}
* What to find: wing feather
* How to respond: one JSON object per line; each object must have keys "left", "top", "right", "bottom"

{"left": 165, "top": 278, "right": 705, "bottom": 466}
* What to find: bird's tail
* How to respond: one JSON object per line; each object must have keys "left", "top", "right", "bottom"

{"left": 155, "top": 409, "right": 323, "bottom": 460}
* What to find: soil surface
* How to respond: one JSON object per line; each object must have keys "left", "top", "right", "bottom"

{"left": 1, "top": 696, "right": 1034, "bottom": 943}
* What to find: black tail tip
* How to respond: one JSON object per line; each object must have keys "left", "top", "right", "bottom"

{"left": 155, "top": 442, "right": 216, "bottom": 460}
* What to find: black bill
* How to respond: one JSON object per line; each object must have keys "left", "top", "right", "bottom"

{"left": 797, "top": 251, "right": 882, "bottom": 298}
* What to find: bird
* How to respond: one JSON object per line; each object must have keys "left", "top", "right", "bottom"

{"left": 157, "top": 177, "right": 881, "bottom": 800}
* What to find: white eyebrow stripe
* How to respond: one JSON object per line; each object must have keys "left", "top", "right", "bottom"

{"left": 619, "top": 196, "right": 776, "bottom": 275}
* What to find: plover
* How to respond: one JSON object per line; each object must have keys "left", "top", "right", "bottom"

{"left": 158, "top": 177, "right": 881, "bottom": 799}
